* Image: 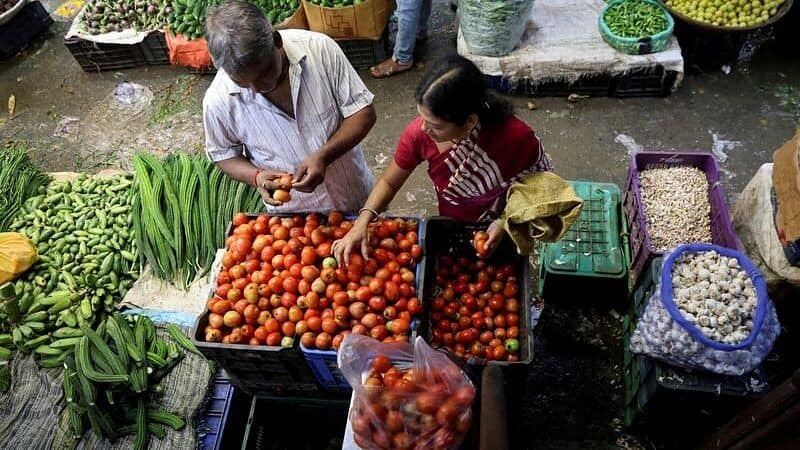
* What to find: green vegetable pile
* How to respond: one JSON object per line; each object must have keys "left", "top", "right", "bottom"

{"left": 603, "top": 0, "right": 670, "bottom": 38}
{"left": 664, "top": 0, "right": 785, "bottom": 28}
{"left": 459, "top": 0, "right": 535, "bottom": 57}
{"left": 167, "top": 0, "right": 219, "bottom": 40}
{"left": 132, "top": 153, "right": 264, "bottom": 288}
{"left": 252, "top": 0, "right": 301, "bottom": 24}
{"left": 2, "top": 174, "right": 139, "bottom": 368}
{"left": 61, "top": 315, "right": 191, "bottom": 448}
{"left": 167, "top": 0, "right": 299, "bottom": 40}
{"left": 80, "top": 0, "right": 170, "bottom": 34}
{"left": 0, "top": 146, "right": 51, "bottom": 232}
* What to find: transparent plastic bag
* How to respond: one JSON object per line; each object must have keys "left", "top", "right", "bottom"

{"left": 338, "top": 335, "right": 475, "bottom": 450}
{"left": 630, "top": 244, "right": 780, "bottom": 376}
{"left": 459, "top": 0, "right": 535, "bottom": 57}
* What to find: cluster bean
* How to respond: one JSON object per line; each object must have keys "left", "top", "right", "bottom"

{"left": 638, "top": 166, "right": 712, "bottom": 251}
{"left": 604, "top": 0, "right": 670, "bottom": 38}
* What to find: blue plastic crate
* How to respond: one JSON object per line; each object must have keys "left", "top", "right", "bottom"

{"left": 198, "top": 374, "right": 248, "bottom": 450}
{"left": 301, "top": 216, "right": 426, "bottom": 391}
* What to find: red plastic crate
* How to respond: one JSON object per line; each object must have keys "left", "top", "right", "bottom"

{"left": 623, "top": 151, "right": 738, "bottom": 284}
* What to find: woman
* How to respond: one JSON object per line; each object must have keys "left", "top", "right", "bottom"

{"left": 333, "top": 55, "right": 553, "bottom": 265}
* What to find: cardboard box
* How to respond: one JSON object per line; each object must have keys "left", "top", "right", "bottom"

{"left": 773, "top": 133, "right": 800, "bottom": 242}
{"left": 302, "top": 0, "right": 394, "bottom": 40}
{"left": 274, "top": 5, "right": 309, "bottom": 30}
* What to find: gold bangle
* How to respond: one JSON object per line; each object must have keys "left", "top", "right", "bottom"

{"left": 358, "top": 207, "right": 379, "bottom": 222}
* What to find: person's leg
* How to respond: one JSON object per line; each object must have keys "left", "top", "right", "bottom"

{"left": 370, "top": 0, "right": 420, "bottom": 78}
{"left": 393, "top": 0, "right": 423, "bottom": 64}
{"left": 416, "top": 0, "right": 433, "bottom": 41}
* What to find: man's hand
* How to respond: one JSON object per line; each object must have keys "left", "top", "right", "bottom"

{"left": 293, "top": 153, "right": 327, "bottom": 193}
{"left": 255, "top": 170, "right": 285, "bottom": 206}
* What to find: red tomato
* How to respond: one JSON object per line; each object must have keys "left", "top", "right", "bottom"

{"left": 361, "top": 313, "right": 379, "bottom": 329}
{"left": 370, "top": 325, "right": 388, "bottom": 341}
{"left": 316, "top": 243, "right": 332, "bottom": 258}
{"left": 388, "top": 318, "right": 410, "bottom": 335}
{"left": 383, "top": 281, "right": 399, "bottom": 301}
{"left": 368, "top": 278, "right": 384, "bottom": 295}
{"left": 315, "top": 332, "right": 332, "bottom": 349}
{"left": 306, "top": 316, "right": 322, "bottom": 332}
{"left": 355, "top": 286, "right": 372, "bottom": 302}
{"left": 282, "top": 276, "right": 298, "bottom": 294}
{"left": 232, "top": 213, "right": 249, "bottom": 226}
{"left": 300, "top": 265, "right": 319, "bottom": 282}
{"left": 368, "top": 296, "right": 387, "bottom": 312}
{"left": 407, "top": 298, "right": 422, "bottom": 316}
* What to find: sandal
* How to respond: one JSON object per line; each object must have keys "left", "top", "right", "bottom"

{"left": 369, "top": 58, "right": 414, "bottom": 79}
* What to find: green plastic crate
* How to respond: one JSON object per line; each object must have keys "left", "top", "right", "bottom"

{"left": 538, "top": 181, "right": 631, "bottom": 301}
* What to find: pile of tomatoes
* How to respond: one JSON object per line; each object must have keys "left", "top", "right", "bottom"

{"left": 202, "top": 212, "right": 423, "bottom": 350}
{"left": 351, "top": 354, "right": 475, "bottom": 450}
{"left": 429, "top": 256, "right": 524, "bottom": 362}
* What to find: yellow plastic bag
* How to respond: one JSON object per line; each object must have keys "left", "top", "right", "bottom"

{"left": 0, "top": 232, "right": 37, "bottom": 284}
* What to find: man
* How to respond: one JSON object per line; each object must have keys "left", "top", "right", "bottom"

{"left": 203, "top": 1, "right": 377, "bottom": 212}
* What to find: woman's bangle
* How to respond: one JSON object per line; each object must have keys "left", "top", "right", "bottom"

{"left": 358, "top": 207, "right": 379, "bottom": 222}
{"left": 252, "top": 169, "right": 263, "bottom": 188}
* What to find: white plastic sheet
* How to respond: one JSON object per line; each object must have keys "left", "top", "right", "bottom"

{"left": 458, "top": 0, "right": 684, "bottom": 89}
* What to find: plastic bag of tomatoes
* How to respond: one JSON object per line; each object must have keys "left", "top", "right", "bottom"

{"left": 339, "top": 334, "right": 476, "bottom": 450}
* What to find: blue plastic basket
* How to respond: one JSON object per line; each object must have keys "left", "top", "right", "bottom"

{"left": 301, "top": 216, "right": 426, "bottom": 391}
{"left": 198, "top": 375, "right": 248, "bottom": 450}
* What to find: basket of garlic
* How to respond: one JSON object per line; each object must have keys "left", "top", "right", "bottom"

{"left": 630, "top": 243, "right": 779, "bottom": 376}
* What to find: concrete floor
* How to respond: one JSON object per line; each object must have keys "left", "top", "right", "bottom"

{"left": 1, "top": 1, "right": 799, "bottom": 448}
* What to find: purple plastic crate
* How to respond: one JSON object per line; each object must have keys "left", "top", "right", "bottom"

{"left": 623, "top": 151, "right": 738, "bottom": 284}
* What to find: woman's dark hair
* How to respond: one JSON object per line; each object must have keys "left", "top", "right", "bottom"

{"left": 415, "top": 55, "right": 512, "bottom": 127}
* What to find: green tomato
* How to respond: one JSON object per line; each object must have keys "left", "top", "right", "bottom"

{"left": 505, "top": 338, "right": 520, "bottom": 354}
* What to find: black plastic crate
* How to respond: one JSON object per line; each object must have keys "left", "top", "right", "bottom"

{"left": 486, "top": 65, "right": 677, "bottom": 98}
{"left": 65, "top": 30, "right": 169, "bottom": 72}
{"left": 197, "top": 374, "right": 250, "bottom": 450}
{"left": 140, "top": 32, "right": 169, "bottom": 65}
{"left": 419, "top": 217, "right": 534, "bottom": 384}
{"left": 336, "top": 27, "right": 389, "bottom": 70}
{"left": 242, "top": 395, "right": 349, "bottom": 450}
{"left": 193, "top": 311, "right": 319, "bottom": 397}
{"left": 0, "top": 1, "right": 53, "bottom": 60}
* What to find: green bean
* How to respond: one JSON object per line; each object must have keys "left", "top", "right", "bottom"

{"left": 604, "top": 0, "right": 669, "bottom": 39}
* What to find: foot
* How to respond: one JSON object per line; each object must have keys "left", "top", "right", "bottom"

{"left": 369, "top": 58, "right": 414, "bottom": 79}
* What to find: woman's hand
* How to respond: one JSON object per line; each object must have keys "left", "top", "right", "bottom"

{"left": 332, "top": 222, "right": 370, "bottom": 267}
{"left": 483, "top": 221, "right": 505, "bottom": 256}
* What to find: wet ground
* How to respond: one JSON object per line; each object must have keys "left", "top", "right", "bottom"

{"left": 2, "top": 1, "right": 800, "bottom": 449}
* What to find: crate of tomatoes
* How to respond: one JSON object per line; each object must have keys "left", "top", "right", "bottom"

{"left": 193, "top": 211, "right": 371, "bottom": 396}
{"left": 299, "top": 214, "right": 426, "bottom": 391}
{"left": 420, "top": 217, "right": 534, "bottom": 375}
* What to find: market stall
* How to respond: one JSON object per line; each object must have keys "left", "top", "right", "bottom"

{"left": 0, "top": 1, "right": 53, "bottom": 61}
{"left": 457, "top": 0, "right": 685, "bottom": 97}
{"left": 1, "top": 138, "right": 797, "bottom": 449}
{"left": 61, "top": 0, "right": 394, "bottom": 72}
